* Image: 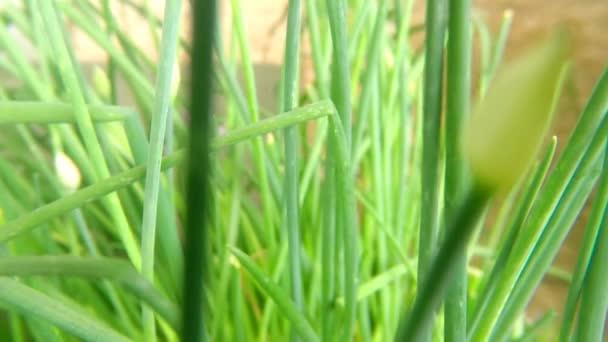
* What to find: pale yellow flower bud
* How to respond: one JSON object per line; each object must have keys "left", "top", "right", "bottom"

{"left": 92, "top": 66, "right": 111, "bottom": 100}
{"left": 54, "top": 151, "right": 81, "bottom": 191}
{"left": 463, "top": 29, "right": 569, "bottom": 191}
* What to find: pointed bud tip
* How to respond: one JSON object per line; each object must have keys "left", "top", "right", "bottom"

{"left": 464, "top": 27, "right": 570, "bottom": 191}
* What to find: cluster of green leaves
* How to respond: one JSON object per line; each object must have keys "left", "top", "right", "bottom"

{"left": 0, "top": 0, "right": 606, "bottom": 341}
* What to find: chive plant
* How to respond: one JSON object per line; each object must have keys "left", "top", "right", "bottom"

{"left": 0, "top": 0, "right": 606, "bottom": 341}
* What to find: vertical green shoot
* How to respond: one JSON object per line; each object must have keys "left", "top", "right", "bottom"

{"left": 326, "top": 0, "right": 356, "bottom": 340}
{"left": 181, "top": 0, "right": 216, "bottom": 340}
{"left": 140, "top": 0, "right": 182, "bottom": 340}
{"left": 326, "top": 0, "right": 352, "bottom": 148}
{"left": 230, "top": 0, "right": 278, "bottom": 249}
{"left": 321, "top": 155, "right": 337, "bottom": 342}
{"left": 444, "top": 0, "right": 471, "bottom": 340}
{"left": 416, "top": 0, "right": 448, "bottom": 339}
{"left": 281, "top": 0, "right": 305, "bottom": 337}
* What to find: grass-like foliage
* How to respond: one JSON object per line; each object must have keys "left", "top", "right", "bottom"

{"left": 0, "top": 0, "right": 606, "bottom": 341}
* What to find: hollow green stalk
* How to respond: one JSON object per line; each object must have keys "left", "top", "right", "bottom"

{"left": 230, "top": 0, "right": 278, "bottom": 249}
{"left": 444, "top": 0, "right": 471, "bottom": 340}
{"left": 180, "top": 0, "right": 216, "bottom": 340}
{"left": 325, "top": 1, "right": 357, "bottom": 340}
{"left": 321, "top": 152, "right": 337, "bottom": 342}
{"left": 325, "top": 0, "right": 352, "bottom": 148}
{"left": 281, "top": 0, "right": 305, "bottom": 336}
{"left": 139, "top": 0, "right": 182, "bottom": 339}
{"left": 352, "top": 1, "right": 387, "bottom": 159}
{"left": 416, "top": 0, "right": 448, "bottom": 340}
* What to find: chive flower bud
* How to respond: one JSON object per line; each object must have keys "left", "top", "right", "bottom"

{"left": 54, "top": 151, "right": 81, "bottom": 191}
{"left": 463, "top": 29, "right": 569, "bottom": 191}
{"left": 92, "top": 66, "right": 111, "bottom": 100}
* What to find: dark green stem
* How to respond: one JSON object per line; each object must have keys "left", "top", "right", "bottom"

{"left": 417, "top": 0, "right": 448, "bottom": 338}
{"left": 181, "top": 0, "right": 216, "bottom": 340}
{"left": 444, "top": 0, "right": 471, "bottom": 340}
{"left": 326, "top": 0, "right": 356, "bottom": 340}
